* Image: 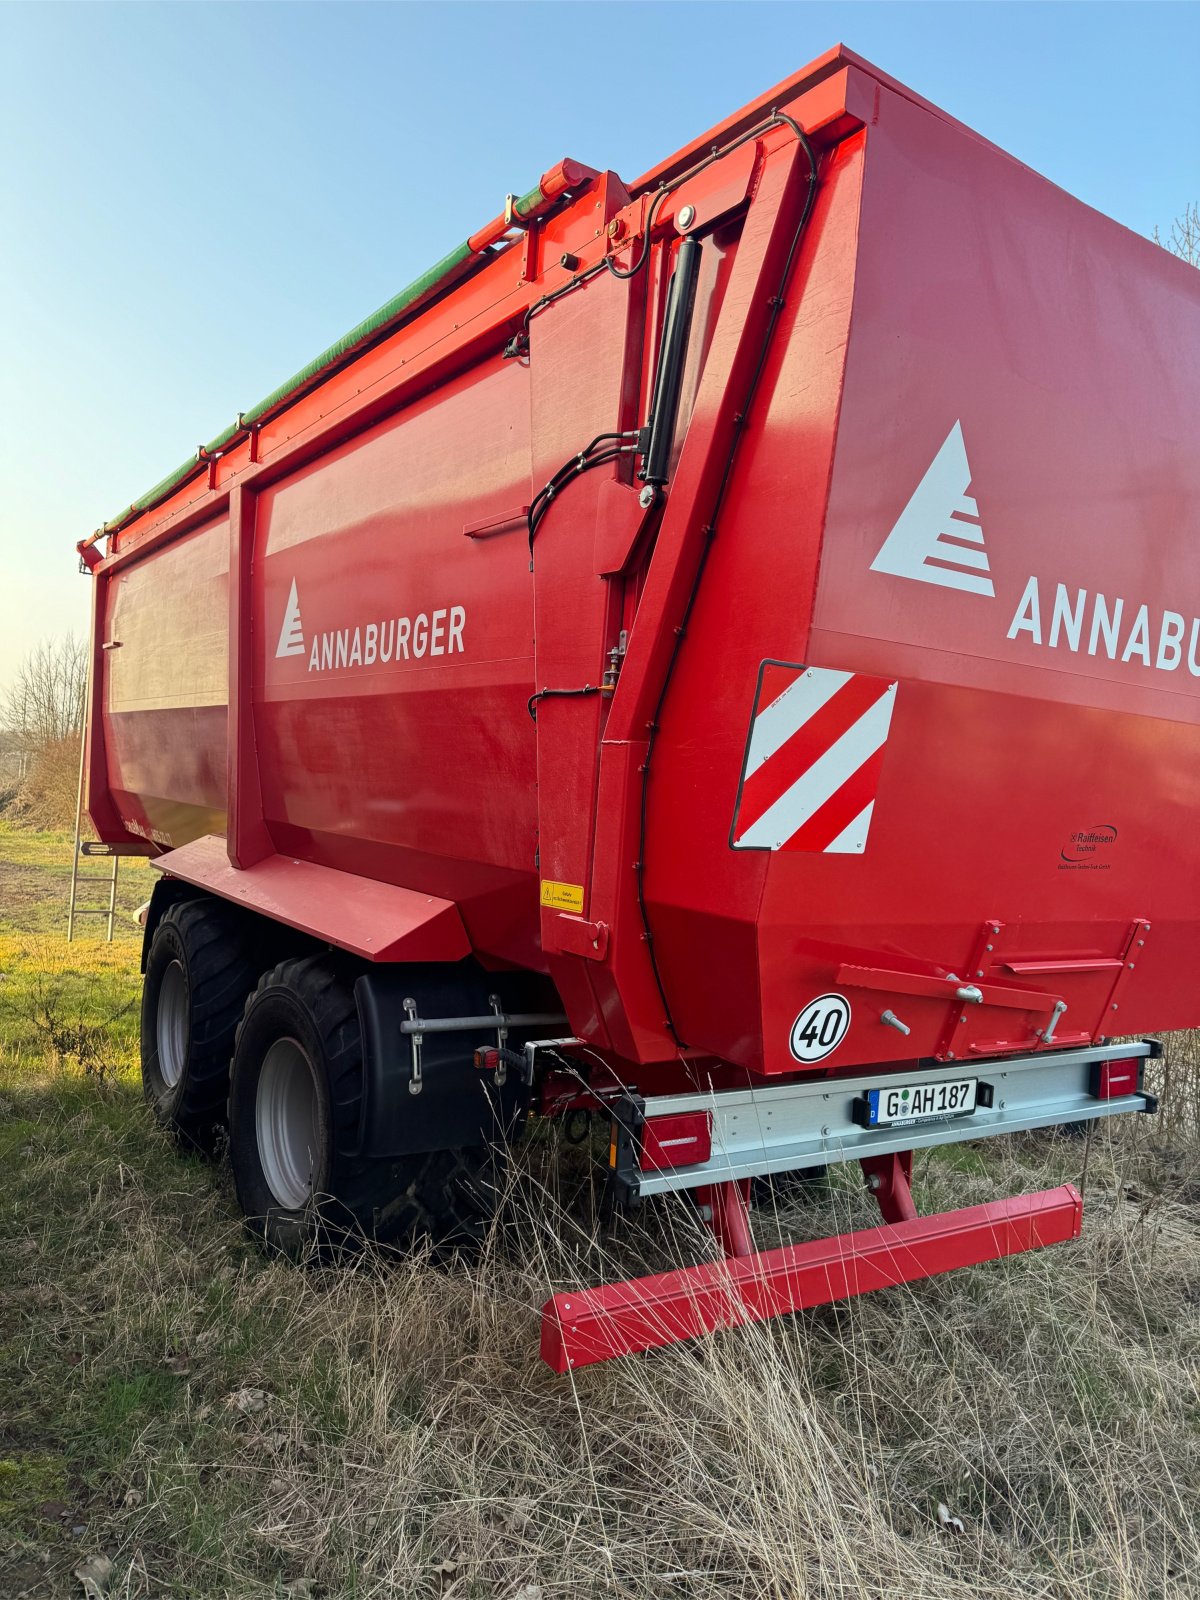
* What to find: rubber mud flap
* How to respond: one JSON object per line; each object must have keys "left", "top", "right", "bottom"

{"left": 352, "top": 967, "right": 530, "bottom": 1159}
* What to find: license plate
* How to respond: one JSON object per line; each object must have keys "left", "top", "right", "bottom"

{"left": 865, "top": 1077, "right": 977, "bottom": 1129}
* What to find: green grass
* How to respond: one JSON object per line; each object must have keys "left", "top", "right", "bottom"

{"left": 2, "top": 824, "right": 1200, "bottom": 1599}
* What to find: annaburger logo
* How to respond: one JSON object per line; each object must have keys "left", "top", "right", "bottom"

{"left": 870, "top": 421, "right": 993, "bottom": 598}
{"left": 873, "top": 419, "right": 1200, "bottom": 679}
{"left": 275, "top": 579, "right": 467, "bottom": 672}
{"left": 276, "top": 579, "right": 305, "bottom": 658}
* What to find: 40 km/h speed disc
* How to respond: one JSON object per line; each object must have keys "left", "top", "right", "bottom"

{"left": 789, "top": 993, "right": 851, "bottom": 1063}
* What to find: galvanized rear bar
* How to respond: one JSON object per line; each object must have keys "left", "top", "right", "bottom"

{"left": 634, "top": 1040, "right": 1157, "bottom": 1196}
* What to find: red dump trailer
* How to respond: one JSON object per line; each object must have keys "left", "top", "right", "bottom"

{"left": 78, "top": 46, "right": 1199, "bottom": 1369}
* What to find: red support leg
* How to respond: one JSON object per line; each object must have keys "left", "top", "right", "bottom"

{"left": 861, "top": 1150, "right": 917, "bottom": 1223}
{"left": 696, "top": 1179, "right": 755, "bottom": 1257}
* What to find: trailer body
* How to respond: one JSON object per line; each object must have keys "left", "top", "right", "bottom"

{"left": 80, "top": 47, "right": 1199, "bottom": 1363}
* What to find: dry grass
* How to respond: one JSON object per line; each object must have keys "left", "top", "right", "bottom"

{"left": 2, "top": 826, "right": 1199, "bottom": 1599}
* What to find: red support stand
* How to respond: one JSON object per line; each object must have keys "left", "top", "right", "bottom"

{"left": 861, "top": 1150, "right": 918, "bottom": 1223}
{"left": 696, "top": 1179, "right": 755, "bottom": 1257}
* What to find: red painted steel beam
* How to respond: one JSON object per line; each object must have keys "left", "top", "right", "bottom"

{"left": 696, "top": 1180, "right": 756, "bottom": 1257}
{"left": 226, "top": 486, "right": 272, "bottom": 871}
{"left": 837, "top": 963, "right": 1063, "bottom": 1013}
{"left": 861, "top": 1150, "right": 917, "bottom": 1224}
{"left": 82, "top": 567, "right": 133, "bottom": 847}
{"left": 154, "top": 834, "right": 471, "bottom": 962}
{"left": 540, "top": 1185, "right": 1083, "bottom": 1372}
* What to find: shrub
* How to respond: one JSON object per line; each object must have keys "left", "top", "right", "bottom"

{"left": 8, "top": 735, "right": 82, "bottom": 830}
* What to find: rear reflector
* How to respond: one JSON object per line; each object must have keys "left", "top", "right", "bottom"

{"left": 639, "top": 1111, "right": 713, "bottom": 1173}
{"left": 1089, "top": 1056, "right": 1142, "bottom": 1100}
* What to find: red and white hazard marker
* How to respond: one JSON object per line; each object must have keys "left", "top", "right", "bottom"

{"left": 731, "top": 662, "right": 897, "bottom": 854}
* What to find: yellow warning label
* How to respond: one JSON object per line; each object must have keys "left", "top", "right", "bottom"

{"left": 540, "top": 879, "right": 585, "bottom": 913}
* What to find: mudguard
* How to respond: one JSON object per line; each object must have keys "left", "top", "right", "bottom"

{"left": 352, "top": 966, "right": 531, "bottom": 1159}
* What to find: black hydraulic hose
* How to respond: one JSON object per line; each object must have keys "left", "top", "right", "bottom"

{"left": 526, "top": 232, "right": 701, "bottom": 556}
{"left": 507, "top": 107, "right": 811, "bottom": 359}
{"left": 604, "top": 107, "right": 809, "bottom": 285}
{"left": 604, "top": 186, "right": 673, "bottom": 281}
{"left": 527, "top": 437, "right": 639, "bottom": 555}
{"left": 524, "top": 436, "right": 639, "bottom": 733}
{"left": 634, "top": 117, "right": 820, "bottom": 1051}
{"left": 528, "top": 685, "right": 602, "bottom": 721}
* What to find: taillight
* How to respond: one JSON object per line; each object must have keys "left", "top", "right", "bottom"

{"left": 639, "top": 1112, "right": 713, "bottom": 1172}
{"left": 1089, "top": 1057, "right": 1142, "bottom": 1100}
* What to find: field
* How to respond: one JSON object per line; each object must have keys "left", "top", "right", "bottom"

{"left": 2, "top": 824, "right": 1199, "bottom": 1600}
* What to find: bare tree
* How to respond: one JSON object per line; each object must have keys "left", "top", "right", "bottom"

{"left": 1154, "top": 201, "right": 1200, "bottom": 266}
{"left": 1, "top": 635, "right": 88, "bottom": 752}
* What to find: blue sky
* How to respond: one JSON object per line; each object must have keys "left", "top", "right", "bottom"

{"left": 1, "top": 0, "right": 1196, "bottom": 689}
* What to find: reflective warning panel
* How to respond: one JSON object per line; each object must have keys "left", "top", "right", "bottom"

{"left": 730, "top": 662, "right": 897, "bottom": 854}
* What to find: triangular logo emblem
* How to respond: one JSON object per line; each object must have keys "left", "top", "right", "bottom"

{"left": 276, "top": 578, "right": 305, "bottom": 657}
{"left": 870, "top": 421, "right": 994, "bottom": 597}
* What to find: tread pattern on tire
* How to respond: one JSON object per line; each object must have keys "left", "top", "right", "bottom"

{"left": 142, "top": 895, "right": 260, "bottom": 1149}
{"left": 233, "top": 956, "right": 502, "bottom": 1255}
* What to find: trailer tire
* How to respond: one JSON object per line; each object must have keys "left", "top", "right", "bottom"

{"left": 141, "top": 896, "right": 260, "bottom": 1152}
{"left": 228, "top": 956, "right": 502, "bottom": 1259}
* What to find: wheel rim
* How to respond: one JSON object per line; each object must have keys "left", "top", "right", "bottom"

{"left": 256, "top": 1037, "right": 320, "bottom": 1210}
{"left": 157, "top": 960, "right": 188, "bottom": 1089}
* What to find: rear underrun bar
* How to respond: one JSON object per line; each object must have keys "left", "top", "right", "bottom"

{"left": 540, "top": 1183, "right": 1083, "bottom": 1372}
{"left": 536, "top": 1042, "right": 1152, "bottom": 1369}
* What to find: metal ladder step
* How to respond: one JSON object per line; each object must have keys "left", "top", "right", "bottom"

{"left": 67, "top": 669, "right": 120, "bottom": 944}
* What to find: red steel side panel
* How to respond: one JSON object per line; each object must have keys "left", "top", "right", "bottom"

{"left": 641, "top": 75, "right": 1200, "bottom": 1076}
{"left": 101, "top": 514, "right": 229, "bottom": 848}
{"left": 795, "top": 82, "right": 1200, "bottom": 1062}
{"left": 253, "top": 353, "right": 540, "bottom": 970}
